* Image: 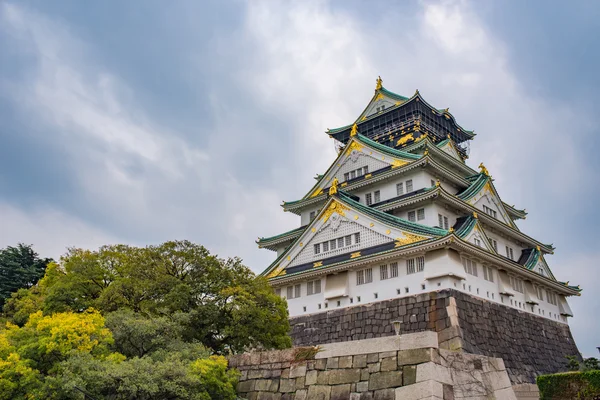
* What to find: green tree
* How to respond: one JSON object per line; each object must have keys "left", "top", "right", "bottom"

{"left": 40, "top": 241, "right": 291, "bottom": 353}
{"left": 0, "top": 244, "right": 53, "bottom": 308}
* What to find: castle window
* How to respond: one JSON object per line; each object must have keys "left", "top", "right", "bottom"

{"left": 374, "top": 190, "right": 381, "bottom": 203}
{"left": 337, "top": 238, "right": 344, "bottom": 248}
{"left": 323, "top": 241, "right": 329, "bottom": 252}
{"left": 510, "top": 276, "right": 524, "bottom": 293}
{"left": 438, "top": 214, "right": 449, "bottom": 230}
{"left": 489, "top": 239, "right": 498, "bottom": 252}
{"left": 330, "top": 239, "right": 337, "bottom": 250}
{"left": 416, "top": 256, "right": 425, "bottom": 272}
{"left": 345, "top": 235, "right": 352, "bottom": 246}
{"left": 344, "top": 173, "right": 349, "bottom": 181}
{"left": 287, "top": 284, "right": 302, "bottom": 299}
{"left": 357, "top": 296, "right": 361, "bottom": 302}
{"left": 350, "top": 170, "right": 356, "bottom": 179}
{"left": 275, "top": 288, "right": 281, "bottom": 297}
{"left": 337, "top": 300, "right": 341, "bottom": 307}
{"left": 390, "top": 262, "right": 399, "bottom": 278}
{"left": 397, "top": 182, "right": 404, "bottom": 196}
{"left": 314, "top": 244, "right": 321, "bottom": 254}
{"left": 538, "top": 267, "right": 545, "bottom": 276}
{"left": 405, "top": 287, "right": 409, "bottom": 293}
{"left": 303, "top": 306, "right": 306, "bottom": 312}
{"left": 407, "top": 259, "right": 415, "bottom": 274}
{"left": 483, "top": 205, "right": 497, "bottom": 218}
{"left": 406, "top": 179, "right": 413, "bottom": 192}
{"left": 462, "top": 258, "right": 478, "bottom": 277}
{"left": 357, "top": 268, "right": 373, "bottom": 285}
{"left": 417, "top": 208, "right": 425, "bottom": 221}
{"left": 537, "top": 287, "right": 544, "bottom": 301}
{"left": 505, "top": 246, "right": 514, "bottom": 260}
{"left": 380, "top": 264, "right": 389, "bottom": 280}
{"left": 310, "top": 211, "right": 316, "bottom": 221}
{"left": 431, "top": 180, "right": 435, "bottom": 187}
{"left": 408, "top": 211, "right": 416, "bottom": 222}
{"left": 374, "top": 293, "right": 378, "bottom": 299}
{"left": 482, "top": 265, "right": 494, "bottom": 282}
{"left": 355, "top": 233, "right": 361, "bottom": 244}
{"left": 307, "top": 279, "right": 321, "bottom": 295}
{"left": 318, "top": 303, "right": 322, "bottom": 309}
{"left": 474, "top": 238, "right": 481, "bottom": 247}
{"left": 547, "top": 292, "right": 558, "bottom": 306}
{"left": 421, "top": 284, "right": 426, "bottom": 290}
{"left": 366, "top": 193, "right": 373, "bottom": 205}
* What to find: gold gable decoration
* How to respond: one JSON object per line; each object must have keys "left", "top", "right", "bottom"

{"left": 394, "top": 232, "right": 428, "bottom": 247}
{"left": 266, "top": 265, "right": 285, "bottom": 279}
{"left": 321, "top": 200, "right": 350, "bottom": 223}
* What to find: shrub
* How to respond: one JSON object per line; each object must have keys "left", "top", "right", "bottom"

{"left": 537, "top": 370, "right": 600, "bottom": 399}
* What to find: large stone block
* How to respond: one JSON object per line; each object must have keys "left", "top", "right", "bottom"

{"left": 306, "top": 370, "right": 318, "bottom": 385}
{"left": 237, "top": 379, "right": 255, "bottom": 392}
{"left": 290, "top": 364, "right": 307, "bottom": 378}
{"left": 254, "top": 379, "right": 275, "bottom": 392}
{"left": 397, "top": 348, "right": 436, "bottom": 366}
{"left": 339, "top": 356, "right": 353, "bottom": 368}
{"left": 416, "top": 362, "right": 452, "bottom": 385}
{"left": 402, "top": 365, "right": 417, "bottom": 386}
{"left": 354, "top": 354, "right": 368, "bottom": 368}
{"left": 279, "top": 378, "right": 295, "bottom": 393}
{"left": 331, "top": 384, "right": 351, "bottom": 400}
{"left": 369, "top": 371, "right": 403, "bottom": 391}
{"left": 394, "top": 380, "right": 443, "bottom": 399}
{"left": 307, "top": 385, "right": 332, "bottom": 400}
{"left": 373, "top": 388, "right": 395, "bottom": 400}
{"left": 328, "top": 369, "right": 362, "bottom": 385}
{"left": 380, "top": 357, "right": 397, "bottom": 372}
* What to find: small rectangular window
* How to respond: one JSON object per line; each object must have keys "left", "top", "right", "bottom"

{"left": 345, "top": 235, "right": 352, "bottom": 246}
{"left": 294, "top": 284, "right": 301, "bottom": 298}
{"left": 474, "top": 238, "right": 481, "bottom": 247}
{"left": 489, "top": 239, "right": 497, "bottom": 252}
{"left": 366, "top": 193, "right": 373, "bottom": 206}
{"left": 483, "top": 265, "right": 493, "bottom": 282}
{"left": 275, "top": 288, "right": 281, "bottom": 297}
{"left": 407, "top": 258, "right": 416, "bottom": 274}
{"left": 310, "top": 211, "right": 316, "bottom": 221}
{"left": 438, "top": 214, "right": 443, "bottom": 228}
{"left": 323, "top": 241, "right": 329, "bottom": 252}
{"left": 338, "top": 238, "right": 344, "bottom": 248}
{"left": 416, "top": 256, "right": 425, "bottom": 272}
{"left": 344, "top": 173, "right": 349, "bottom": 181}
{"left": 417, "top": 208, "right": 425, "bottom": 221}
{"left": 374, "top": 190, "right": 381, "bottom": 203}
{"left": 314, "top": 243, "right": 320, "bottom": 254}
{"left": 390, "top": 262, "right": 398, "bottom": 278}
{"left": 365, "top": 268, "right": 373, "bottom": 283}
{"left": 287, "top": 286, "right": 293, "bottom": 299}
{"left": 431, "top": 180, "right": 435, "bottom": 187}
{"left": 355, "top": 233, "right": 361, "bottom": 244}
{"left": 364, "top": 166, "right": 369, "bottom": 174}
{"left": 330, "top": 239, "right": 337, "bottom": 250}
{"left": 357, "top": 270, "right": 365, "bottom": 285}
{"left": 380, "top": 264, "right": 389, "bottom": 280}
{"left": 315, "top": 279, "right": 321, "bottom": 294}
{"left": 350, "top": 171, "right": 356, "bottom": 179}
{"left": 406, "top": 179, "right": 413, "bottom": 192}
{"left": 307, "top": 281, "right": 314, "bottom": 296}
{"left": 443, "top": 216, "right": 449, "bottom": 230}
{"left": 408, "top": 211, "right": 416, "bottom": 222}
{"left": 397, "top": 183, "right": 404, "bottom": 196}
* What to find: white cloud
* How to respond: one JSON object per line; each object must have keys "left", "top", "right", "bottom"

{"left": 0, "top": 203, "right": 120, "bottom": 260}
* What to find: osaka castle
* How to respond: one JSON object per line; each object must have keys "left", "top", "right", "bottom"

{"left": 257, "top": 77, "right": 580, "bottom": 323}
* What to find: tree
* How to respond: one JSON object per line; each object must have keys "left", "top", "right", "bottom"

{"left": 38, "top": 241, "right": 291, "bottom": 353}
{"left": 0, "top": 244, "right": 53, "bottom": 308}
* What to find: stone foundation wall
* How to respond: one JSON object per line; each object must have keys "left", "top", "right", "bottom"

{"left": 229, "top": 332, "right": 515, "bottom": 400}
{"left": 289, "top": 289, "right": 581, "bottom": 384}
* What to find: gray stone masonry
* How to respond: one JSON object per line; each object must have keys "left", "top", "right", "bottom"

{"left": 229, "top": 332, "right": 517, "bottom": 399}
{"left": 289, "top": 289, "right": 581, "bottom": 383}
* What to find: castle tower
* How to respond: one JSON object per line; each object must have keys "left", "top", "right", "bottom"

{"left": 256, "top": 78, "right": 581, "bottom": 382}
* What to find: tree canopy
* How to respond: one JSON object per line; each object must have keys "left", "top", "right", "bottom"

{"left": 0, "top": 244, "right": 53, "bottom": 308}
{"left": 0, "top": 240, "right": 291, "bottom": 399}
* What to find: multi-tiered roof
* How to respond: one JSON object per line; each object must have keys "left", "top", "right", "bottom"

{"left": 257, "top": 77, "right": 581, "bottom": 303}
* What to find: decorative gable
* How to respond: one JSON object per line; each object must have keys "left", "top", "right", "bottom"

{"left": 438, "top": 140, "right": 464, "bottom": 162}
{"left": 533, "top": 255, "right": 556, "bottom": 280}
{"left": 466, "top": 181, "right": 514, "bottom": 227}
{"left": 305, "top": 137, "right": 415, "bottom": 199}
{"left": 462, "top": 222, "right": 497, "bottom": 253}
{"left": 264, "top": 197, "right": 437, "bottom": 278}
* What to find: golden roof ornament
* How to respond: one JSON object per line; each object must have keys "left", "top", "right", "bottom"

{"left": 449, "top": 227, "right": 454, "bottom": 233}
{"left": 435, "top": 179, "right": 441, "bottom": 187}
{"left": 478, "top": 162, "right": 490, "bottom": 176}
{"left": 376, "top": 76, "right": 383, "bottom": 90}
{"left": 350, "top": 123, "right": 358, "bottom": 137}
{"left": 536, "top": 245, "right": 541, "bottom": 252}
{"left": 329, "top": 177, "right": 339, "bottom": 196}
{"left": 473, "top": 211, "right": 478, "bottom": 219}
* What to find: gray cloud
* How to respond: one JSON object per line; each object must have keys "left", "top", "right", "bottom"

{"left": 0, "top": 0, "right": 598, "bottom": 357}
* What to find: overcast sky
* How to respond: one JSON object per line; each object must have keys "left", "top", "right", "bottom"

{"left": 1, "top": 0, "right": 599, "bottom": 357}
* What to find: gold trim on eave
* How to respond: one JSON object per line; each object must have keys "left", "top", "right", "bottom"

{"left": 350, "top": 252, "right": 361, "bottom": 259}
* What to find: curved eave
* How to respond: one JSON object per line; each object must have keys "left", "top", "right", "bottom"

{"left": 283, "top": 155, "right": 471, "bottom": 214}
{"left": 327, "top": 90, "right": 475, "bottom": 142}
{"left": 266, "top": 234, "right": 578, "bottom": 296}
{"left": 374, "top": 186, "right": 555, "bottom": 254}
{"left": 257, "top": 225, "right": 308, "bottom": 250}
{"left": 401, "top": 136, "right": 476, "bottom": 177}
{"left": 504, "top": 202, "right": 528, "bottom": 220}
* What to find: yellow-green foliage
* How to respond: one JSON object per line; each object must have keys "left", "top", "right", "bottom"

{"left": 537, "top": 370, "right": 600, "bottom": 399}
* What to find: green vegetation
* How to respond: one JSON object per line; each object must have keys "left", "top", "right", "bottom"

{"left": 0, "top": 241, "right": 291, "bottom": 399}
{"left": 0, "top": 244, "right": 53, "bottom": 308}
{"left": 537, "top": 370, "right": 600, "bottom": 400}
